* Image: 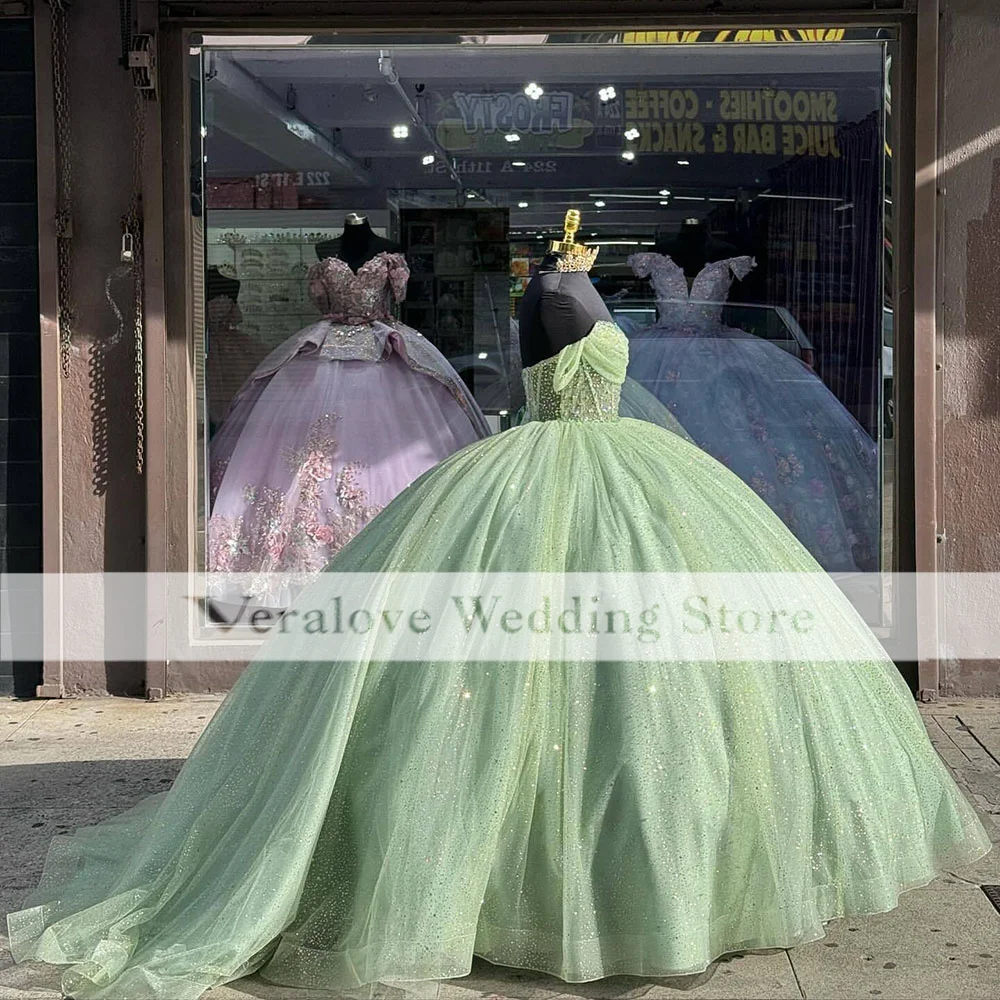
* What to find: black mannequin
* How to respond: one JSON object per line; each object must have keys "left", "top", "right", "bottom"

{"left": 206, "top": 265, "right": 240, "bottom": 304}
{"left": 315, "top": 213, "right": 402, "bottom": 270}
{"left": 518, "top": 252, "right": 613, "bottom": 367}
{"left": 656, "top": 219, "right": 738, "bottom": 279}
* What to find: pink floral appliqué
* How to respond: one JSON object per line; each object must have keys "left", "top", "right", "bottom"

{"left": 208, "top": 412, "right": 384, "bottom": 599}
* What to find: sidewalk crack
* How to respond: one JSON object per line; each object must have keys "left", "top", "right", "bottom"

{"left": 1, "top": 699, "right": 55, "bottom": 745}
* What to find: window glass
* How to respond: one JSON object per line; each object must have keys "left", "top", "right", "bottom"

{"left": 195, "top": 33, "right": 892, "bottom": 605}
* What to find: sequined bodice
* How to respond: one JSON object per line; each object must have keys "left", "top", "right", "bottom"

{"left": 521, "top": 321, "right": 627, "bottom": 422}
{"left": 308, "top": 252, "right": 409, "bottom": 324}
{"left": 628, "top": 253, "right": 755, "bottom": 328}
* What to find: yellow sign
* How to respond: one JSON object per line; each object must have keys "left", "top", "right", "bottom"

{"left": 624, "top": 87, "right": 843, "bottom": 158}
{"left": 622, "top": 28, "right": 848, "bottom": 44}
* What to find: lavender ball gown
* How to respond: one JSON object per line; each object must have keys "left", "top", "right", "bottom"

{"left": 208, "top": 252, "right": 489, "bottom": 603}
{"left": 625, "top": 253, "right": 879, "bottom": 573}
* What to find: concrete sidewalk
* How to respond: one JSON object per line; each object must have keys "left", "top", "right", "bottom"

{"left": 1, "top": 695, "right": 998, "bottom": 1000}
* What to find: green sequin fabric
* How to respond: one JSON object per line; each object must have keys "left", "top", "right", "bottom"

{"left": 522, "top": 319, "right": 626, "bottom": 423}
{"left": 7, "top": 321, "right": 992, "bottom": 999}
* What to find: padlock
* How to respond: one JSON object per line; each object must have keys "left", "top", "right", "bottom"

{"left": 121, "top": 232, "right": 135, "bottom": 263}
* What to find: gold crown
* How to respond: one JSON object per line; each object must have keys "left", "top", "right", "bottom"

{"left": 548, "top": 209, "right": 599, "bottom": 272}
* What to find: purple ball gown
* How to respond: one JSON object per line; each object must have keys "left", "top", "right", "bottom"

{"left": 208, "top": 252, "right": 489, "bottom": 604}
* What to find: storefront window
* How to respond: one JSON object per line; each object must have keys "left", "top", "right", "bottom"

{"left": 192, "top": 33, "right": 894, "bottom": 610}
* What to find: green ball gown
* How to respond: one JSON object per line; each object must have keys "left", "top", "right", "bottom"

{"left": 7, "top": 321, "right": 991, "bottom": 999}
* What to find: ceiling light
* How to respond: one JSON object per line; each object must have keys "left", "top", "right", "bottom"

{"left": 392, "top": 124, "right": 409, "bottom": 139}
{"left": 421, "top": 154, "right": 435, "bottom": 166}
{"left": 624, "top": 127, "right": 640, "bottom": 141}
{"left": 504, "top": 132, "right": 521, "bottom": 143}
{"left": 524, "top": 82, "right": 544, "bottom": 100}
{"left": 659, "top": 200, "right": 670, "bottom": 205}
{"left": 621, "top": 150, "right": 636, "bottom": 162}
{"left": 588, "top": 192, "right": 677, "bottom": 201}
{"left": 677, "top": 159, "right": 690, "bottom": 165}
{"left": 598, "top": 86, "right": 617, "bottom": 102}
{"left": 517, "top": 201, "right": 529, "bottom": 208}
{"left": 593, "top": 200, "right": 606, "bottom": 207}
{"left": 466, "top": 191, "right": 477, "bottom": 199}
{"left": 659, "top": 189, "right": 671, "bottom": 196}
{"left": 477, "top": 352, "right": 488, "bottom": 359}
{"left": 511, "top": 160, "right": 526, "bottom": 167}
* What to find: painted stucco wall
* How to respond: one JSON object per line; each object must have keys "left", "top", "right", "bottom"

{"left": 938, "top": 0, "right": 1000, "bottom": 696}
{"left": 34, "top": 0, "right": 1000, "bottom": 696}
{"left": 53, "top": 1, "right": 146, "bottom": 694}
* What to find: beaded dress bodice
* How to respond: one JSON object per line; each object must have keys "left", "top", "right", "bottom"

{"left": 222, "top": 250, "right": 491, "bottom": 439}
{"left": 628, "top": 252, "right": 755, "bottom": 330}
{"left": 521, "top": 320, "right": 627, "bottom": 422}
{"left": 304, "top": 252, "right": 409, "bottom": 360}
{"left": 308, "top": 252, "right": 408, "bottom": 324}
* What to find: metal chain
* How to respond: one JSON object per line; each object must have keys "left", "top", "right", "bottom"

{"left": 125, "top": 85, "right": 146, "bottom": 474}
{"left": 50, "top": 0, "right": 74, "bottom": 378}
{"left": 101, "top": 266, "right": 132, "bottom": 354}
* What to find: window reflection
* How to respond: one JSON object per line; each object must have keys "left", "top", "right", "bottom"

{"left": 196, "top": 35, "right": 892, "bottom": 603}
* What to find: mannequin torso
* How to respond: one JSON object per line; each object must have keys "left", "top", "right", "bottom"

{"left": 658, "top": 221, "right": 739, "bottom": 281}
{"left": 315, "top": 216, "right": 402, "bottom": 271}
{"left": 518, "top": 256, "right": 613, "bottom": 367}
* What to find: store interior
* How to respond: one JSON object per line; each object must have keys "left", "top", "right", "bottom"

{"left": 195, "top": 35, "right": 894, "bottom": 582}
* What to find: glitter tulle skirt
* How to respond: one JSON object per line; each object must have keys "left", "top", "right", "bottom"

{"left": 207, "top": 350, "right": 483, "bottom": 605}
{"left": 7, "top": 418, "right": 991, "bottom": 999}
{"left": 626, "top": 331, "right": 880, "bottom": 573}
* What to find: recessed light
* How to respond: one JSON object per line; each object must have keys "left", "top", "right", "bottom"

{"left": 392, "top": 124, "right": 409, "bottom": 139}
{"left": 659, "top": 200, "right": 670, "bottom": 205}
{"left": 659, "top": 189, "right": 671, "bottom": 196}
{"left": 477, "top": 352, "right": 488, "bottom": 359}
{"left": 504, "top": 132, "right": 521, "bottom": 143}
{"left": 466, "top": 191, "right": 477, "bottom": 199}
{"left": 511, "top": 160, "right": 527, "bottom": 167}
{"left": 624, "top": 127, "right": 641, "bottom": 141}
{"left": 518, "top": 201, "right": 529, "bottom": 208}
{"left": 421, "top": 154, "right": 435, "bottom": 166}
{"left": 524, "top": 82, "right": 544, "bottom": 100}
{"left": 594, "top": 200, "right": 606, "bottom": 207}
{"left": 677, "top": 159, "right": 690, "bottom": 166}
{"left": 621, "top": 150, "right": 636, "bottom": 162}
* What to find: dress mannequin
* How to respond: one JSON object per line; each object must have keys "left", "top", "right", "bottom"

{"left": 206, "top": 264, "right": 241, "bottom": 304}
{"left": 315, "top": 213, "right": 402, "bottom": 271}
{"left": 518, "top": 211, "right": 609, "bottom": 367}
{"left": 656, "top": 218, "right": 739, "bottom": 279}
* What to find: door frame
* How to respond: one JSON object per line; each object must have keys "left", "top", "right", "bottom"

{"left": 139, "top": 2, "right": 931, "bottom": 697}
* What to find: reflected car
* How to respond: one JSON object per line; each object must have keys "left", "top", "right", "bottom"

{"left": 608, "top": 300, "right": 816, "bottom": 368}
{"left": 719, "top": 303, "right": 815, "bottom": 368}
